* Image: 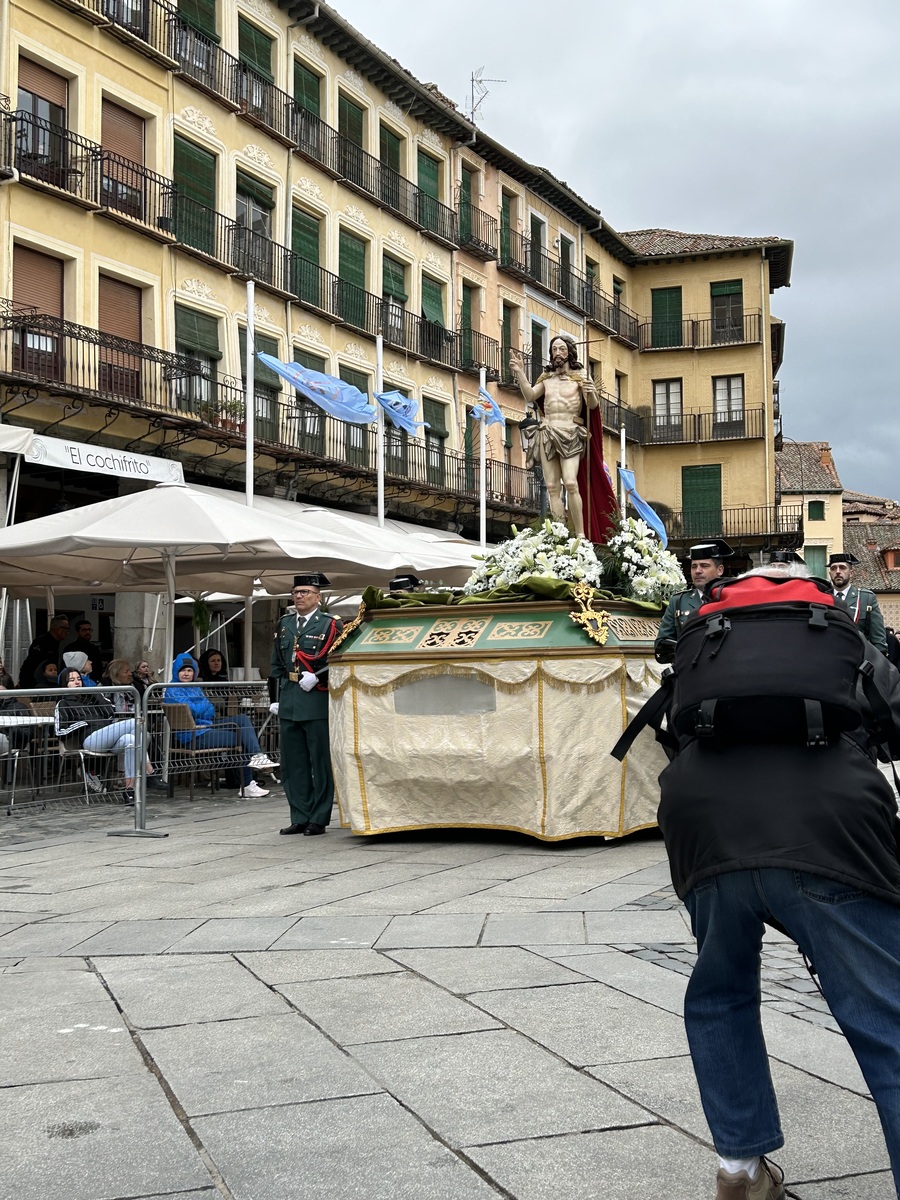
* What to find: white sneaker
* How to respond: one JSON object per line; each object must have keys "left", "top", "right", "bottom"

{"left": 248, "top": 753, "right": 277, "bottom": 770}
{"left": 85, "top": 772, "right": 104, "bottom": 793}
{"left": 241, "top": 780, "right": 270, "bottom": 798}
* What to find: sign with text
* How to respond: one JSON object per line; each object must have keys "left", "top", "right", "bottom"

{"left": 24, "top": 435, "right": 184, "bottom": 484}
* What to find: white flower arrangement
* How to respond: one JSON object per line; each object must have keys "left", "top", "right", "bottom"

{"left": 604, "top": 517, "right": 686, "bottom": 604}
{"left": 463, "top": 519, "right": 604, "bottom": 595}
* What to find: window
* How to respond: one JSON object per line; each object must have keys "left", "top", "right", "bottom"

{"left": 713, "top": 375, "right": 744, "bottom": 433}
{"left": 424, "top": 397, "right": 448, "bottom": 486}
{"left": 98, "top": 275, "right": 142, "bottom": 401}
{"left": 237, "top": 17, "right": 273, "bottom": 122}
{"left": 420, "top": 276, "right": 447, "bottom": 362}
{"left": 382, "top": 254, "right": 407, "bottom": 345}
{"left": 530, "top": 320, "right": 546, "bottom": 377}
{"left": 808, "top": 500, "right": 826, "bottom": 521}
{"left": 558, "top": 235, "right": 574, "bottom": 302}
{"left": 653, "top": 379, "right": 682, "bottom": 431}
{"left": 12, "top": 245, "right": 64, "bottom": 380}
{"left": 239, "top": 329, "right": 280, "bottom": 441}
{"left": 458, "top": 164, "right": 475, "bottom": 241}
{"left": 338, "top": 94, "right": 365, "bottom": 185}
{"left": 174, "top": 304, "right": 220, "bottom": 412}
{"left": 339, "top": 365, "right": 371, "bottom": 466}
{"left": 615, "top": 372, "right": 626, "bottom": 405}
{"left": 293, "top": 60, "right": 322, "bottom": 159}
{"left": 528, "top": 214, "right": 546, "bottom": 283}
{"left": 651, "top": 287, "right": 682, "bottom": 348}
{"left": 100, "top": 99, "right": 145, "bottom": 219}
{"left": 379, "top": 124, "right": 402, "bottom": 209}
{"left": 804, "top": 545, "right": 827, "bottom": 577}
{"left": 611, "top": 276, "right": 625, "bottom": 333}
{"left": 291, "top": 207, "right": 321, "bottom": 305}
{"left": 234, "top": 170, "right": 274, "bottom": 282}
{"left": 173, "top": 135, "right": 216, "bottom": 254}
{"left": 292, "top": 347, "right": 326, "bottom": 453}
{"left": 384, "top": 386, "right": 409, "bottom": 476}
{"left": 711, "top": 280, "right": 743, "bottom": 343}
{"left": 178, "top": 0, "right": 217, "bottom": 39}
{"left": 416, "top": 149, "right": 441, "bottom": 231}
{"left": 16, "top": 58, "right": 68, "bottom": 188}
{"left": 459, "top": 282, "right": 476, "bottom": 368}
{"left": 337, "top": 229, "right": 368, "bottom": 328}
{"left": 500, "top": 191, "right": 513, "bottom": 262}
{"left": 682, "top": 464, "right": 722, "bottom": 539}
{"left": 884, "top": 549, "right": 900, "bottom": 571}
{"left": 421, "top": 276, "right": 445, "bottom": 325}
{"left": 293, "top": 60, "right": 320, "bottom": 117}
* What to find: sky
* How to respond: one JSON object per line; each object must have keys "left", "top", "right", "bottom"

{"left": 336, "top": 0, "right": 900, "bottom": 500}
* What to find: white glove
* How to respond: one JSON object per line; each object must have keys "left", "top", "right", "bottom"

{"left": 268, "top": 702, "right": 279, "bottom": 715}
{"left": 299, "top": 671, "right": 317, "bottom": 692}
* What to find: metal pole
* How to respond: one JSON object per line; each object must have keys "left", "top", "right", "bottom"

{"left": 245, "top": 280, "right": 255, "bottom": 510}
{"left": 619, "top": 424, "right": 627, "bottom": 512}
{"left": 479, "top": 367, "right": 487, "bottom": 552}
{"left": 375, "top": 334, "right": 385, "bottom": 528}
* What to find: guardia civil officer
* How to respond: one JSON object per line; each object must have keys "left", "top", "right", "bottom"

{"left": 828, "top": 552, "right": 888, "bottom": 654}
{"left": 269, "top": 573, "right": 343, "bottom": 836}
{"left": 654, "top": 540, "right": 733, "bottom": 661}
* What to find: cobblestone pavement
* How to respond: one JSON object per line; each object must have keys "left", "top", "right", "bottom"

{"left": 0, "top": 786, "right": 893, "bottom": 1199}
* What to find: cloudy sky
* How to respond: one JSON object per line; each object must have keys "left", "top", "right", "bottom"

{"left": 337, "top": 0, "right": 899, "bottom": 499}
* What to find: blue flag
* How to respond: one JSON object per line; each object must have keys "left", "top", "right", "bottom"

{"left": 618, "top": 468, "right": 668, "bottom": 548}
{"left": 374, "top": 391, "right": 429, "bottom": 438}
{"left": 256, "top": 354, "right": 377, "bottom": 424}
{"left": 471, "top": 386, "right": 505, "bottom": 428}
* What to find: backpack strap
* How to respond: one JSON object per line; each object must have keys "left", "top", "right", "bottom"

{"left": 610, "top": 671, "right": 677, "bottom": 761}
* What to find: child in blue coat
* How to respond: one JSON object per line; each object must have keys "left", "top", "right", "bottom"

{"left": 164, "top": 653, "right": 275, "bottom": 798}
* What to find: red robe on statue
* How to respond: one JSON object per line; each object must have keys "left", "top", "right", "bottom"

{"left": 578, "top": 405, "right": 619, "bottom": 544}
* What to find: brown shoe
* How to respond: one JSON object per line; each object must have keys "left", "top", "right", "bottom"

{"left": 715, "top": 1158, "right": 784, "bottom": 1200}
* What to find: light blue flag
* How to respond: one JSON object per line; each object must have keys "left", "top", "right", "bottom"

{"left": 256, "top": 353, "right": 377, "bottom": 424}
{"left": 471, "top": 386, "right": 505, "bottom": 428}
{"left": 618, "top": 468, "right": 668, "bottom": 548}
{"left": 374, "top": 391, "right": 429, "bottom": 438}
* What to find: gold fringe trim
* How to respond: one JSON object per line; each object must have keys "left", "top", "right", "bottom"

{"left": 344, "top": 818, "right": 660, "bottom": 842}
{"left": 537, "top": 664, "right": 548, "bottom": 836}
{"left": 329, "top": 663, "right": 620, "bottom": 698}
{"left": 350, "top": 666, "right": 370, "bottom": 831}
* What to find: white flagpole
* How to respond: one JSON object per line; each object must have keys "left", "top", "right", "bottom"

{"left": 243, "top": 281, "right": 255, "bottom": 680}
{"left": 619, "top": 423, "right": 627, "bottom": 512}
{"left": 479, "top": 367, "right": 487, "bottom": 552}
{"left": 375, "top": 334, "right": 385, "bottom": 528}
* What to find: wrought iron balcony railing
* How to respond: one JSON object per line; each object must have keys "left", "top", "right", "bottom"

{"left": 583, "top": 288, "right": 640, "bottom": 347}
{"left": 598, "top": 392, "right": 642, "bottom": 442}
{"left": 640, "top": 407, "right": 766, "bottom": 445}
{"left": 457, "top": 202, "right": 498, "bottom": 260}
{"left": 97, "top": 151, "right": 176, "bottom": 233}
{"left": 102, "top": 0, "right": 176, "bottom": 62}
{"left": 380, "top": 303, "right": 461, "bottom": 370}
{"left": 498, "top": 228, "right": 594, "bottom": 313}
{"left": 663, "top": 504, "right": 803, "bottom": 545}
{"left": 639, "top": 312, "right": 763, "bottom": 351}
{"left": 12, "top": 111, "right": 100, "bottom": 203}
{"left": 459, "top": 329, "right": 501, "bottom": 380}
{"left": 0, "top": 305, "right": 536, "bottom": 513}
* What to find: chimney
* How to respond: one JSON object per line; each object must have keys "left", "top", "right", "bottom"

{"left": 866, "top": 536, "right": 878, "bottom": 550}
{"left": 819, "top": 445, "right": 831, "bottom": 468}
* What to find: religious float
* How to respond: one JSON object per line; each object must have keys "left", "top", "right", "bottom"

{"left": 328, "top": 517, "right": 685, "bottom": 841}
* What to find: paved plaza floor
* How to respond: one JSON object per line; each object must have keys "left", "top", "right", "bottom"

{"left": 1, "top": 787, "right": 895, "bottom": 1199}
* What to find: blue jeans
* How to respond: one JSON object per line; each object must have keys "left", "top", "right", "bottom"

{"left": 83, "top": 719, "right": 136, "bottom": 780}
{"left": 190, "top": 715, "right": 260, "bottom": 786}
{"left": 684, "top": 868, "right": 900, "bottom": 1194}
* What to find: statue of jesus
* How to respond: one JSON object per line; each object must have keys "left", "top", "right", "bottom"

{"left": 508, "top": 333, "right": 599, "bottom": 539}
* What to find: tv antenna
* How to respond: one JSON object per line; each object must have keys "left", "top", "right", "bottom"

{"left": 467, "top": 67, "right": 505, "bottom": 124}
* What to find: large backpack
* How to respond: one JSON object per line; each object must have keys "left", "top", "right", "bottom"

{"left": 612, "top": 574, "right": 891, "bottom": 759}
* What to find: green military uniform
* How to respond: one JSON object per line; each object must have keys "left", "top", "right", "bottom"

{"left": 270, "top": 606, "right": 343, "bottom": 828}
{"left": 655, "top": 589, "right": 704, "bottom": 651}
{"left": 834, "top": 585, "right": 888, "bottom": 654}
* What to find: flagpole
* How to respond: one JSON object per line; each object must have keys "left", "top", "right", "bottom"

{"left": 619, "top": 423, "right": 627, "bottom": 512}
{"left": 375, "top": 334, "right": 385, "bottom": 528}
{"left": 244, "top": 281, "right": 255, "bottom": 682}
{"left": 479, "top": 367, "right": 487, "bottom": 552}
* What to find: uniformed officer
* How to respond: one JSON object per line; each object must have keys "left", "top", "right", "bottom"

{"left": 828, "top": 552, "right": 888, "bottom": 654}
{"left": 654, "top": 540, "right": 733, "bottom": 661}
{"left": 270, "top": 573, "right": 343, "bottom": 836}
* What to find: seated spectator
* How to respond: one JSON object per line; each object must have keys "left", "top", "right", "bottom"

{"left": 54, "top": 668, "right": 138, "bottom": 803}
{"left": 0, "top": 683, "right": 34, "bottom": 755}
{"left": 131, "top": 659, "right": 156, "bottom": 698}
{"left": 104, "top": 658, "right": 163, "bottom": 790}
{"left": 163, "top": 653, "right": 274, "bottom": 798}
{"left": 62, "top": 651, "right": 98, "bottom": 687}
{"left": 17, "top": 615, "right": 69, "bottom": 688}
{"left": 198, "top": 649, "right": 229, "bottom": 683}
{"left": 62, "top": 619, "right": 104, "bottom": 682}
{"left": 34, "top": 659, "right": 62, "bottom": 689}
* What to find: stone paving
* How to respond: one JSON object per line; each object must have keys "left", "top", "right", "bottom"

{"left": 1, "top": 787, "right": 895, "bottom": 1199}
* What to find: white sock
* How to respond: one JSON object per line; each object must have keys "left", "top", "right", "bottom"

{"left": 719, "top": 1156, "right": 760, "bottom": 1179}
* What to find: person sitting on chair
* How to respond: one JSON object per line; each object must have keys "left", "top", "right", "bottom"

{"left": 54, "top": 669, "right": 138, "bottom": 802}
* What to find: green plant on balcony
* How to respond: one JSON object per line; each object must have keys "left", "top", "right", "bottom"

{"left": 219, "top": 395, "right": 245, "bottom": 434}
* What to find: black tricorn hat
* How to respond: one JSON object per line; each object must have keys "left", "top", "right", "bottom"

{"left": 292, "top": 572, "right": 330, "bottom": 589}
{"left": 769, "top": 550, "right": 805, "bottom": 564}
{"left": 389, "top": 573, "right": 422, "bottom": 591}
{"left": 827, "top": 552, "right": 859, "bottom": 567}
{"left": 686, "top": 539, "right": 733, "bottom": 561}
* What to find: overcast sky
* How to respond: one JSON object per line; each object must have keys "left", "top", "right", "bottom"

{"left": 337, "top": 0, "right": 899, "bottom": 500}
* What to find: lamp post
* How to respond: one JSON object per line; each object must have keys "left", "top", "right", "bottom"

{"left": 518, "top": 406, "right": 548, "bottom": 519}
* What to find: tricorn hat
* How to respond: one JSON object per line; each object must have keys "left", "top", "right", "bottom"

{"left": 686, "top": 540, "right": 733, "bottom": 562}
{"left": 768, "top": 550, "right": 805, "bottom": 564}
{"left": 389, "top": 573, "right": 422, "bottom": 592}
{"left": 292, "top": 572, "right": 330, "bottom": 589}
{"left": 827, "top": 552, "right": 859, "bottom": 567}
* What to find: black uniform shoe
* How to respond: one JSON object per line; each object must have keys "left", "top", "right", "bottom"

{"left": 280, "top": 823, "right": 307, "bottom": 835}
{"left": 303, "top": 823, "right": 326, "bottom": 836}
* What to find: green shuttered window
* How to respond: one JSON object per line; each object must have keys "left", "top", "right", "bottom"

{"left": 417, "top": 150, "right": 439, "bottom": 199}
{"left": 173, "top": 136, "right": 216, "bottom": 206}
{"left": 339, "top": 230, "right": 367, "bottom": 287}
{"left": 421, "top": 276, "right": 444, "bottom": 326}
{"left": 236, "top": 169, "right": 274, "bottom": 210}
{"left": 240, "top": 329, "right": 280, "bottom": 389}
{"left": 174, "top": 305, "right": 221, "bottom": 359}
{"left": 651, "top": 287, "right": 682, "bottom": 348}
{"left": 710, "top": 280, "right": 742, "bottom": 297}
{"left": 293, "top": 60, "right": 320, "bottom": 116}
{"left": 238, "top": 17, "right": 273, "bottom": 80}
{"left": 423, "top": 398, "right": 448, "bottom": 437}
{"left": 178, "top": 0, "right": 218, "bottom": 39}
{"left": 291, "top": 208, "right": 319, "bottom": 265}
{"left": 294, "top": 348, "right": 326, "bottom": 372}
{"left": 382, "top": 254, "right": 407, "bottom": 302}
{"left": 380, "top": 125, "right": 401, "bottom": 173}
{"left": 338, "top": 94, "right": 365, "bottom": 146}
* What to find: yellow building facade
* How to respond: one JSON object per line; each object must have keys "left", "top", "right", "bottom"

{"left": 1, "top": 0, "right": 794, "bottom": 564}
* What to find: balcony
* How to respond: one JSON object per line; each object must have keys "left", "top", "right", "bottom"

{"left": 640, "top": 408, "right": 766, "bottom": 445}
{"left": 11, "top": 111, "right": 100, "bottom": 205}
{"left": 663, "top": 504, "right": 804, "bottom": 548}
{"left": 583, "top": 288, "right": 640, "bottom": 348}
{"left": 497, "top": 229, "right": 593, "bottom": 313}
{"left": 498, "top": 350, "right": 537, "bottom": 389}
{"left": 102, "top": 0, "right": 177, "bottom": 65}
{"left": 380, "top": 303, "right": 461, "bottom": 370}
{"left": 638, "top": 311, "right": 762, "bottom": 351}
{"left": 457, "top": 202, "right": 498, "bottom": 260}
{"left": 97, "top": 151, "right": 176, "bottom": 237}
{"left": 459, "top": 329, "right": 501, "bottom": 381}
{"left": 598, "top": 393, "right": 642, "bottom": 442}
{"left": 0, "top": 303, "right": 536, "bottom": 515}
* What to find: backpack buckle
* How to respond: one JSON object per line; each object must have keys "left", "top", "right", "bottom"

{"left": 704, "top": 614, "right": 731, "bottom": 637}
{"left": 694, "top": 699, "right": 717, "bottom": 737}
{"left": 808, "top": 606, "right": 828, "bottom": 630}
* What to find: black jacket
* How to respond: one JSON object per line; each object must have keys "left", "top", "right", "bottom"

{"left": 54, "top": 691, "right": 117, "bottom": 748}
{"left": 18, "top": 633, "right": 65, "bottom": 688}
{"left": 658, "top": 644, "right": 900, "bottom": 906}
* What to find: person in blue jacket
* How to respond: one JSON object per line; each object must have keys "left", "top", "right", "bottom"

{"left": 164, "top": 653, "right": 275, "bottom": 798}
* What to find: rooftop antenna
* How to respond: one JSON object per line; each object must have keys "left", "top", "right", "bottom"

{"left": 467, "top": 67, "right": 505, "bottom": 124}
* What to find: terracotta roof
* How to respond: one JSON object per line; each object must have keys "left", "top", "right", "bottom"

{"left": 775, "top": 442, "right": 842, "bottom": 494}
{"left": 843, "top": 490, "right": 900, "bottom": 520}
{"left": 621, "top": 228, "right": 784, "bottom": 256}
{"left": 843, "top": 524, "right": 900, "bottom": 593}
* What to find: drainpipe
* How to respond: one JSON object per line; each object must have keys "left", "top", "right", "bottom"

{"left": 760, "top": 250, "right": 772, "bottom": 513}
